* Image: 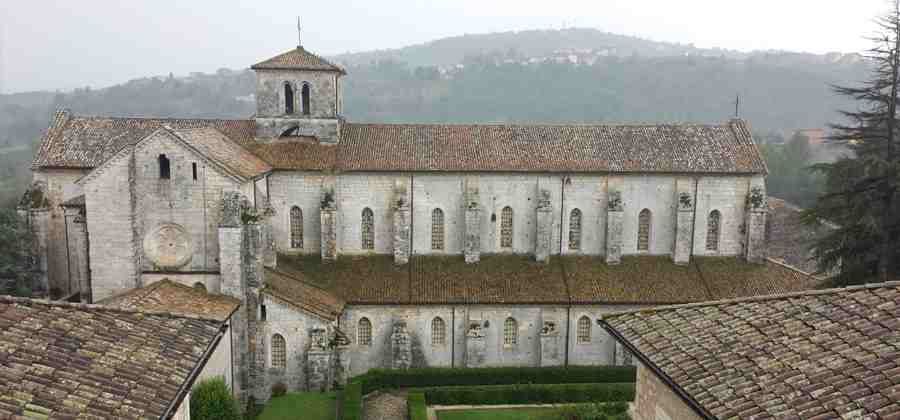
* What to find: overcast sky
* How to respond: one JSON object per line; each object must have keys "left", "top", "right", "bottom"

{"left": 0, "top": 0, "right": 887, "bottom": 93}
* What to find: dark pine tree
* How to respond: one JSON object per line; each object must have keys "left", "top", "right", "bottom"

{"left": 804, "top": 0, "right": 900, "bottom": 285}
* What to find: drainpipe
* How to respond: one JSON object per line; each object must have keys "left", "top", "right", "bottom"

{"left": 450, "top": 306, "right": 455, "bottom": 368}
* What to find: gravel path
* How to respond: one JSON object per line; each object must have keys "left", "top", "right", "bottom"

{"left": 363, "top": 390, "right": 409, "bottom": 420}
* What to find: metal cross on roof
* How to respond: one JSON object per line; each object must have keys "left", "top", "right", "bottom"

{"left": 297, "top": 17, "right": 302, "bottom": 47}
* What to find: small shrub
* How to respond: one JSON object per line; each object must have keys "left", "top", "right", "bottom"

{"left": 341, "top": 382, "right": 363, "bottom": 420}
{"left": 190, "top": 377, "right": 241, "bottom": 420}
{"left": 407, "top": 393, "right": 427, "bottom": 420}
{"left": 271, "top": 382, "right": 287, "bottom": 398}
{"left": 411, "top": 383, "right": 634, "bottom": 406}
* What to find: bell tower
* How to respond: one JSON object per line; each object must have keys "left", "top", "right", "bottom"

{"left": 252, "top": 21, "right": 345, "bottom": 143}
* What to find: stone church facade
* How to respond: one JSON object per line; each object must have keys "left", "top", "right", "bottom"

{"left": 24, "top": 42, "right": 820, "bottom": 405}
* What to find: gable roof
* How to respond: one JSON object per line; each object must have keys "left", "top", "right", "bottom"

{"left": 99, "top": 279, "right": 240, "bottom": 322}
{"left": 0, "top": 295, "right": 225, "bottom": 419}
{"left": 263, "top": 268, "right": 345, "bottom": 320}
{"left": 33, "top": 111, "right": 767, "bottom": 175}
{"left": 251, "top": 46, "right": 346, "bottom": 74}
{"left": 271, "top": 254, "right": 822, "bottom": 308}
{"left": 599, "top": 282, "right": 900, "bottom": 420}
{"left": 172, "top": 127, "right": 272, "bottom": 180}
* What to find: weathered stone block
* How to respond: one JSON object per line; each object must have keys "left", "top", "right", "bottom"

{"left": 535, "top": 189, "right": 553, "bottom": 263}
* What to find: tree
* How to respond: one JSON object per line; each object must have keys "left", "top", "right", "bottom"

{"left": 190, "top": 377, "right": 241, "bottom": 420}
{"left": 805, "top": 1, "right": 900, "bottom": 284}
{"left": 0, "top": 208, "right": 38, "bottom": 297}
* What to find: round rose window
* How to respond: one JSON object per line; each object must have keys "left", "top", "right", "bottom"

{"left": 143, "top": 223, "right": 192, "bottom": 269}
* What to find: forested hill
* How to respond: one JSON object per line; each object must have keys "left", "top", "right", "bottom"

{"left": 0, "top": 27, "right": 869, "bottom": 206}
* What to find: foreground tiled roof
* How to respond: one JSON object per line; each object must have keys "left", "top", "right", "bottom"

{"left": 33, "top": 112, "right": 767, "bottom": 175}
{"left": 337, "top": 120, "right": 766, "bottom": 173}
{"left": 100, "top": 279, "right": 240, "bottom": 322}
{"left": 0, "top": 295, "right": 225, "bottom": 419}
{"left": 32, "top": 111, "right": 256, "bottom": 169}
{"left": 272, "top": 254, "right": 821, "bottom": 308}
{"left": 172, "top": 127, "right": 272, "bottom": 180}
{"left": 601, "top": 282, "right": 900, "bottom": 420}
{"left": 250, "top": 46, "right": 345, "bottom": 73}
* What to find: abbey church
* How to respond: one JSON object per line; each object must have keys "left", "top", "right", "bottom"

{"left": 22, "top": 40, "right": 821, "bottom": 405}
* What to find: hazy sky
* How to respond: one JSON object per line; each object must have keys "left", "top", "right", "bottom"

{"left": 0, "top": 0, "right": 887, "bottom": 93}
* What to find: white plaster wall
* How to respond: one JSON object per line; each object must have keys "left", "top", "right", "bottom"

{"left": 561, "top": 175, "right": 608, "bottom": 255}
{"left": 32, "top": 169, "right": 88, "bottom": 295}
{"left": 412, "top": 174, "right": 465, "bottom": 254}
{"left": 476, "top": 174, "right": 561, "bottom": 254}
{"left": 267, "top": 172, "right": 328, "bottom": 254}
{"left": 619, "top": 176, "right": 676, "bottom": 255}
{"left": 258, "top": 295, "right": 332, "bottom": 392}
{"left": 693, "top": 176, "right": 750, "bottom": 256}
{"left": 337, "top": 173, "right": 399, "bottom": 254}
{"left": 196, "top": 323, "right": 234, "bottom": 391}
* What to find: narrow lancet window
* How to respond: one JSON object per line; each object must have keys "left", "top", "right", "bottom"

{"left": 301, "top": 83, "right": 311, "bottom": 115}
{"left": 284, "top": 83, "right": 294, "bottom": 114}
{"left": 158, "top": 154, "right": 170, "bottom": 179}
{"left": 637, "top": 209, "right": 651, "bottom": 251}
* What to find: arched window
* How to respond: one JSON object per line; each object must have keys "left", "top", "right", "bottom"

{"left": 431, "top": 208, "right": 445, "bottom": 250}
{"left": 158, "top": 154, "right": 170, "bottom": 179}
{"left": 271, "top": 334, "right": 286, "bottom": 369}
{"left": 637, "top": 209, "right": 651, "bottom": 252}
{"left": 503, "top": 317, "right": 518, "bottom": 345}
{"left": 290, "top": 206, "right": 303, "bottom": 249}
{"left": 193, "top": 282, "right": 206, "bottom": 292}
{"left": 432, "top": 317, "right": 446, "bottom": 345}
{"left": 284, "top": 83, "right": 294, "bottom": 114}
{"left": 569, "top": 209, "right": 583, "bottom": 250}
{"left": 577, "top": 316, "right": 591, "bottom": 343}
{"left": 361, "top": 208, "right": 375, "bottom": 250}
{"left": 707, "top": 210, "right": 721, "bottom": 251}
{"left": 500, "top": 206, "right": 514, "bottom": 249}
{"left": 358, "top": 317, "right": 372, "bottom": 346}
{"left": 301, "top": 83, "right": 311, "bottom": 115}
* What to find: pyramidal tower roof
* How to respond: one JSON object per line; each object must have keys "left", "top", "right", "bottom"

{"left": 251, "top": 46, "right": 346, "bottom": 74}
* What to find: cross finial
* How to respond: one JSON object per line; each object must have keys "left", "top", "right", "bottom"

{"left": 734, "top": 93, "right": 740, "bottom": 118}
{"left": 297, "top": 17, "right": 302, "bottom": 47}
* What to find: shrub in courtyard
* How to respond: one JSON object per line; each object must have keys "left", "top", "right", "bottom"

{"left": 190, "top": 377, "right": 241, "bottom": 420}
{"left": 271, "top": 382, "right": 287, "bottom": 398}
{"left": 407, "top": 393, "right": 427, "bottom": 420}
{"left": 412, "top": 383, "right": 634, "bottom": 406}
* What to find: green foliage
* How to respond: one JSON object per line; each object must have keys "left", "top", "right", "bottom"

{"left": 407, "top": 393, "right": 428, "bottom": 420}
{"left": 0, "top": 208, "right": 38, "bottom": 297}
{"left": 258, "top": 392, "right": 337, "bottom": 420}
{"left": 354, "top": 366, "right": 636, "bottom": 395}
{"left": 759, "top": 133, "right": 823, "bottom": 208}
{"left": 539, "top": 402, "right": 631, "bottom": 420}
{"left": 410, "top": 383, "right": 634, "bottom": 406}
{"left": 341, "top": 382, "right": 363, "bottom": 420}
{"left": 190, "top": 377, "right": 241, "bottom": 420}
{"left": 271, "top": 382, "right": 287, "bottom": 398}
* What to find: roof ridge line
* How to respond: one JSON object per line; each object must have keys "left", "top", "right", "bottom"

{"left": 0, "top": 294, "right": 226, "bottom": 323}
{"left": 345, "top": 121, "right": 735, "bottom": 128}
{"left": 71, "top": 113, "right": 252, "bottom": 123}
{"left": 600, "top": 280, "right": 900, "bottom": 319}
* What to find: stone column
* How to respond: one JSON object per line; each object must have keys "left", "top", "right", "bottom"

{"left": 672, "top": 179, "right": 695, "bottom": 265}
{"left": 64, "top": 208, "right": 91, "bottom": 302}
{"left": 306, "top": 328, "right": 334, "bottom": 391}
{"left": 320, "top": 189, "right": 338, "bottom": 262}
{"left": 260, "top": 200, "right": 277, "bottom": 269}
{"left": 744, "top": 183, "right": 768, "bottom": 264}
{"left": 464, "top": 179, "right": 481, "bottom": 264}
{"left": 539, "top": 320, "right": 562, "bottom": 367}
{"left": 391, "top": 321, "right": 412, "bottom": 369}
{"left": 605, "top": 188, "right": 624, "bottom": 265}
{"left": 464, "top": 319, "right": 486, "bottom": 368}
{"left": 535, "top": 189, "right": 553, "bottom": 263}
{"left": 393, "top": 183, "right": 411, "bottom": 265}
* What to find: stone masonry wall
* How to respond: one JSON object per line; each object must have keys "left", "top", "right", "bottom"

{"left": 32, "top": 169, "right": 88, "bottom": 296}
{"left": 693, "top": 176, "right": 750, "bottom": 256}
{"left": 633, "top": 361, "right": 703, "bottom": 420}
{"left": 255, "top": 69, "right": 340, "bottom": 142}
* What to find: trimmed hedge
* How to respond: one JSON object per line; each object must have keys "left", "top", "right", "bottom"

{"left": 341, "top": 382, "right": 363, "bottom": 420}
{"left": 357, "top": 366, "right": 635, "bottom": 394}
{"left": 407, "top": 392, "right": 428, "bottom": 420}
{"left": 412, "top": 382, "right": 635, "bottom": 406}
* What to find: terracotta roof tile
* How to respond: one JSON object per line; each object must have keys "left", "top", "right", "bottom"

{"left": 263, "top": 268, "right": 345, "bottom": 319}
{"left": 249, "top": 139, "right": 337, "bottom": 171}
{"left": 99, "top": 279, "right": 240, "bottom": 322}
{"left": 767, "top": 197, "right": 834, "bottom": 275}
{"left": 172, "top": 127, "right": 271, "bottom": 180}
{"left": 250, "top": 46, "right": 345, "bottom": 73}
{"left": 0, "top": 295, "right": 223, "bottom": 419}
{"left": 601, "top": 282, "right": 900, "bottom": 420}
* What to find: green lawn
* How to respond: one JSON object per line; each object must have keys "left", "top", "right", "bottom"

{"left": 256, "top": 392, "right": 337, "bottom": 420}
{"left": 436, "top": 407, "right": 563, "bottom": 420}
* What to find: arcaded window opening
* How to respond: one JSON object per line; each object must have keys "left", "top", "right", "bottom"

{"left": 569, "top": 208, "right": 583, "bottom": 250}
{"left": 290, "top": 206, "right": 303, "bottom": 249}
{"left": 158, "top": 154, "right": 170, "bottom": 179}
{"left": 358, "top": 317, "right": 372, "bottom": 346}
{"left": 193, "top": 282, "right": 206, "bottom": 292}
{"left": 271, "top": 334, "right": 286, "bottom": 369}
{"left": 500, "top": 206, "right": 514, "bottom": 249}
{"left": 284, "top": 82, "right": 294, "bottom": 114}
{"left": 577, "top": 316, "right": 591, "bottom": 343}
{"left": 637, "top": 209, "right": 651, "bottom": 252}
{"left": 431, "top": 208, "right": 445, "bottom": 250}
{"left": 301, "top": 83, "right": 311, "bottom": 115}
{"left": 361, "top": 208, "right": 375, "bottom": 250}
{"left": 191, "top": 162, "right": 198, "bottom": 181}
{"left": 707, "top": 210, "right": 721, "bottom": 251}
{"left": 503, "top": 317, "right": 518, "bottom": 345}
{"left": 432, "top": 317, "right": 446, "bottom": 345}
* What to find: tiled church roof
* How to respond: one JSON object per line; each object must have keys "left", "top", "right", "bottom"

{"left": 33, "top": 112, "right": 767, "bottom": 174}
{"left": 100, "top": 279, "right": 240, "bottom": 322}
{"left": 272, "top": 254, "right": 822, "bottom": 307}
{"left": 600, "top": 282, "right": 900, "bottom": 420}
{"left": 172, "top": 127, "right": 272, "bottom": 180}
{"left": 0, "top": 295, "right": 225, "bottom": 419}
{"left": 251, "top": 46, "right": 346, "bottom": 73}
